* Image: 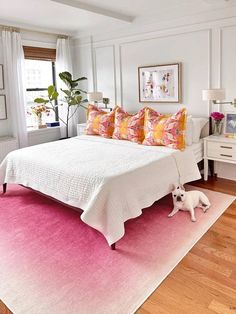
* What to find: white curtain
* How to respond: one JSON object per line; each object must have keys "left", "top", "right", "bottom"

{"left": 56, "top": 37, "right": 77, "bottom": 138}
{"left": 2, "top": 30, "right": 28, "bottom": 147}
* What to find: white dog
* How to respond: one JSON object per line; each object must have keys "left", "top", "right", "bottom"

{"left": 168, "top": 184, "right": 211, "bottom": 222}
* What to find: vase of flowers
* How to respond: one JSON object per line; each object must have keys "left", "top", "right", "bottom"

{"left": 30, "top": 105, "right": 50, "bottom": 129}
{"left": 210, "top": 112, "right": 225, "bottom": 136}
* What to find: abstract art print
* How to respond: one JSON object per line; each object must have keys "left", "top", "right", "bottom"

{"left": 138, "top": 63, "right": 181, "bottom": 103}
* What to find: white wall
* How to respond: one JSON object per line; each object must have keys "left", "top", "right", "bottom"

{"left": 72, "top": 17, "right": 236, "bottom": 181}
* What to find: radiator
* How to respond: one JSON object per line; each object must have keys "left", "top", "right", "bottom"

{"left": 0, "top": 137, "right": 19, "bottom": 163}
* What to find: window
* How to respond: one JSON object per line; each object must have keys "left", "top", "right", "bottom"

{"left": 23, "top": 46, "right": 58, "bottom": 129}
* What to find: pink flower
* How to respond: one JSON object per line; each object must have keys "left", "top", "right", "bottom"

{"left": 210, "top": 112, "right": 225, "bottom": 121}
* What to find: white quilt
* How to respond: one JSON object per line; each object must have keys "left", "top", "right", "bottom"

{"left": 0, "top": 135, "right": 201, "bottom": 245}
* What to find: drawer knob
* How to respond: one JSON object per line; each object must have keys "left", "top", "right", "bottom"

{"left": 220, "top": 154, "right": 232, "bottom": 158}
{"left": 220, "top": 146, "right": 232, "bottom": 149}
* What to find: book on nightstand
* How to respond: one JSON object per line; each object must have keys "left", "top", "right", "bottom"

{"left": 46, "top": 122, "right": 60, "bottom": 127}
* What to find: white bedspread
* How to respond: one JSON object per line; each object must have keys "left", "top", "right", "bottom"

{"left": 0, "top": 135, "right": 201, "bottom": 245}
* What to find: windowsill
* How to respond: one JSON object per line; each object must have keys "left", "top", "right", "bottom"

{"left": 27, "top": 126, "right": 61, "bottom": 134}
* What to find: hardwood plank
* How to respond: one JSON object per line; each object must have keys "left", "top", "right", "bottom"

{"left": 208, "top": 299, "right": 236, "bottom": 314}
{"left": 183, "top": 251, "right": 233, "bottom": 277}
{"left": 175, "top": 263, "right": 236, "bottom": 299}
{"left": 0, "top": 302, "right": 11, "bottom": 314}
{"left": 200, "top": 231, "right": 236, "bottom": 255}
{"left": 138, "top": 299, "right": 172, "bottom": 314}
{"left": 143, "top": 286, "right": 215, "bottom": 314}
{"left": 171, "top": 266, "right": 236, "bottom": 306}
{"left": 191, "top": 243, "right": 236, "bottom": 266}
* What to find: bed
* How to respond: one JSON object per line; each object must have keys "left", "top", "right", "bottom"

{"left": 0, "top": 135, "right": 201, "bottom": 248}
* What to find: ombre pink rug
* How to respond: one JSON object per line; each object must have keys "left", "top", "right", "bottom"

{"left": 0, "top": 185, "right": 234, "bottom": 314}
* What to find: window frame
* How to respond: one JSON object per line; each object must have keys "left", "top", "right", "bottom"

{"left": 23, "top": 46, "right": 59, "bottom": 123}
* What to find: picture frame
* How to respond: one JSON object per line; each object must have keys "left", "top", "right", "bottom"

{"left": 224, "top": 111, "right": 236, "bottom": 138}
{"left": 0, "top": 64, "right": 4, "bottom": 90}
{"left": 0, "top": 95, "right": 7, "bottom": 120}
{"left": 138, "top": 63, "right": 181, "bottom": 103}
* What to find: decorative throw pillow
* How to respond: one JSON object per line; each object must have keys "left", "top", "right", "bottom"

{"left": 143, "top": 107, "right": 187, "bottom": 150}
{"left": 85, "top": 104, "right": 115, "bottom": 138}
{"left": 112, "top": 107, "right": 145, "bottom": 143}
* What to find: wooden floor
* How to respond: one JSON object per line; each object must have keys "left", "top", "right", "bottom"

{"left": 0, "top": 177, "right": 235, "bottom": 314}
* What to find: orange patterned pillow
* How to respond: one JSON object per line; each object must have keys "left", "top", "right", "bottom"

{"left": 85, "top": 104, "right": 115, "bottom": 138}
{"left": 112, "top": 107, "right": 145, "bottom": 143}
{"left": 143, "top": 107, "right": 187, "bottom": 150}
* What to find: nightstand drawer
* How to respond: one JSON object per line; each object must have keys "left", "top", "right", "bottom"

{"left": 207, "top": 141, "right": 236, "bottom": 160}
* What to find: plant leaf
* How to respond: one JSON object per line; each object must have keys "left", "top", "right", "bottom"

{"left": 74, "top": 88, "right": 87, "bottom": 94}
{"left": 72, "top": 77, "right": 87, "bottom": 82}
{"left": 34, "top": 98, "right": 48, "bottom": 103}
{"left": 71, "top": 81, "right": 78, "bottom": 89}
{"left": 48, "top": 85, "right": 55, "bottom": 97}
{"left": 61, "top": 89, "right": 71, "bottom": 96}
{"left": 59, "top": 71, "right": 72, "bottom": 81}
{"left": 59, "top": 72, "right": 72, "bottom": 89}
{"left": 51, "top": 91, "right": 59, "bottom": 100}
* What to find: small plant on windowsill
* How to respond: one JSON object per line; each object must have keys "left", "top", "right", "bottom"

{"left": 34, "top": 71, "right": 87, "bottom": 138}
{"left": 28, "top": 104, "right": 50, "bottom": 129}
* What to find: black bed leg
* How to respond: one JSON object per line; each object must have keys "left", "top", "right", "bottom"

{"left": 111, "top": 243, "right": 116, "bottom": 250}
{"left": 3, "top": 183, "right": 7, "bottom": 194}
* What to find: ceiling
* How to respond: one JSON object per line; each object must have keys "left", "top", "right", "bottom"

{"left": 0, "top": 0, "right": 236, "bottom": 37}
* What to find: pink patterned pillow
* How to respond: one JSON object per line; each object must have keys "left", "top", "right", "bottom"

{"left": 143, "top": 107, "right": 187, "bottom": 150}
{"left": 112, "top": 107, "right": 145, "bottom": 143}
{"left": 85, "top": 104, "right": 115, "bottom": 138}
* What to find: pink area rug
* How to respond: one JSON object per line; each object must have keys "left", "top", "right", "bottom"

{"left": 0, "top": 185, "right": 235, "bottom": 314}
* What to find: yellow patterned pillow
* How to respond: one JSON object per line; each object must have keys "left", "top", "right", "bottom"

{"left": 143, "top": 107, "right": 187, "bottom": 150}
{"left": 112, "top": 107, "right": 145, "bottom": 143}
{"left": 85, "top": 104, "right": 115, "bottom": 138}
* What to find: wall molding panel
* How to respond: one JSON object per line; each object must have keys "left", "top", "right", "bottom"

{"left": 72, "top": 16, "right": 236, "bottom": 180}
{"left": 93, "top": 45, "right": 116, "bottom": 106}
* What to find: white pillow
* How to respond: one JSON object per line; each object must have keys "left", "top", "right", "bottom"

{"left": 186, "top": 116, "right": 193, "bottom": 146}
{"left": 192, "top": 118, "right": 209, "bottom": 143}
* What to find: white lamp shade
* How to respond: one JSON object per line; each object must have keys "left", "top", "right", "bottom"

{"left": 88, "top": 92, "right": 103, "bottom": 102}
{"left": 202, "top": 89, "right": 225, "bottom": 101}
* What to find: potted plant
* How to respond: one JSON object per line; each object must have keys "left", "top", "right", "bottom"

{"left": 34, "top": 71, "right": 87, "bottom": 138}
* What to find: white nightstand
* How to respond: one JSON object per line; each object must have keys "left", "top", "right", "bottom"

{"left": 76, "top": 123, "right": 87, "bottom": 136}
{"left": 203, "top": 135, "right": 236, "bottom": 181}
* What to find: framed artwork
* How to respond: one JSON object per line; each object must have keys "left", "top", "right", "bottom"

{"left": 0, "top": 95, "right": 7, "bottom": 120}
{"left": 224, "top": 111, "right": 236, "bottom": 138}
{"left": 0, "top": 65, "right": 4, "bottom": 90}
{"left": 138, "top": 63, "right": 181, "bottom": 103}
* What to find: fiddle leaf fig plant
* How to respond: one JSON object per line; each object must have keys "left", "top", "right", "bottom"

{"left": 34, "top": 71, "right": 87, "bottom": 138}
